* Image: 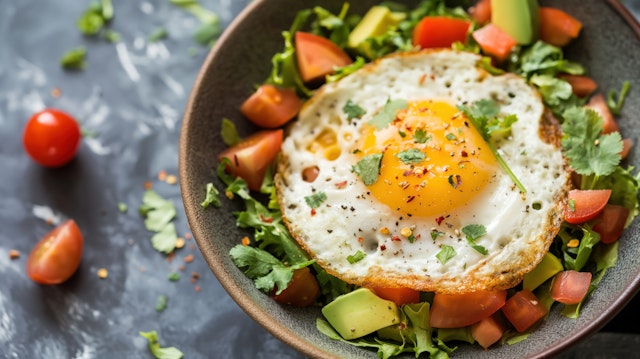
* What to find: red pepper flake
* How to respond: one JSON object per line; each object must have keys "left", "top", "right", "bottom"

{"left": 51, "top": 87, "right": 62, "bottom": 98}
{"left": 391, "top": 235, "right": 401, "bottom": 242}
{"left": 184, "top": 254, "right": 194, "bottom": 263}
{"left": 194, "top": 285, "right": 201, "bottom": 292}
{"left": 461, "top": 150, "right": 468, "bottom": 157}
{"left": 144, "top": 181, "right": 153, "bottom": 190}
{"left": 189, "top": 243, "right": 196, "bottom": 251}
{"left": 190, "top": 277, "right": 197, "bottom": 284}
{"left": 9, "top": 249, "right": 20, "bottom": 260}
{"left": 435, "top": 216, "right": 445, "bottom": 225}
{"left": 158, "top": 170, "right": 168, "bottom": 181}
{"left": 259, "top": 214, "right": 273, "bottom": 223}
{"left": 166, "top": 252, "right": 175, "bottom": 263}
{"left": 406, "top": 195, "right": 416, "bottom": 203}
{"left": 357, "top": 237, "right": 364, "bottom": 243}
{"left": 191, "top": 272, "right": 201, "bottom": 280}
{"left": 184, "top": 233, "right": 192, "bottom": 240}
{"left": 335, "top": 180, "right": 348, "bottom": 189}
{"left": 241, "top": 236, "right": 251, "bottom": 246}
{"left": 178, "top": 264, "right": 186, "bottom": 272}
{"left": 310, "top": 208, "right": 316, "bottom": 216}
{"left": 418, "top": 73, "right": 428, "bottom": 85}
{"left": 380, "top": 244, "right": 387, "bottom": 251}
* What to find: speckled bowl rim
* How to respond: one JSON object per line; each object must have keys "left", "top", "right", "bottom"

{"left": 179, "top": 1, "right": 640, "bottom": 358}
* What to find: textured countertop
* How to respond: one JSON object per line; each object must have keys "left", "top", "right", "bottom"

{"left": 0, "top": 1, "right": 639, "bottom": 358}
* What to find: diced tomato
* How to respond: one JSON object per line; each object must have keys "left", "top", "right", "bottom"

{"left": 472, "top": 24, "right": 517, "bottom": 62}
{"left": 621, "top": 138, "right": 632, "bottom": 160}
{"left": 371, "top": 287, "right": 421, "bottom": 306}
{"left": 273, "top": 267, "right": 321, "bottom": 307}
{"left": 592, "top": 204, "right": 630, "bottom": 244}
{"left": 558, "top": 74, "right": 597, "bottom": 98}
{"left": 468, "top": 0, "right": 491, "bottom": 25}
{"left": 539, "top": 7, "right": 583, "bottom": 47}
{"left": 429, "top": 290, "right": 507, "bottom": 328}
{"left": 564, "top": 189, "right": 612, "bottom": 224}
{"left": 413, "top": 16, "right": 471, "bottom": 49}
{"left": 501, "top": 289, "right": 548, "bottom": 332}
{"left": 586, "top": 93, "right": 619, "bottom": 134}
{"left": 218, "top": 129, "right": 283, "bottom": 191}
{"left": 550, "top": 270, "right": 592, "bottom": 305}
{"left": 295, "top": 31, "right": 352, "bottom": 83}
{"left": 470, "top": 312, "right": 507, "bottom": 349}
{"left": 27, "top": 220, "right": 83, "bottom": 285}
{"left": 240, "top": 84, "right": 302, "bottom": 128}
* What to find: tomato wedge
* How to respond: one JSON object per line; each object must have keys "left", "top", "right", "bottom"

{"left": 295, "top": 31, "right": 352, "bottom": 83}
{"left": 273, "top": 267, "right": 320, "bottom": 307}
{"left": 468, "top": 0, "right": 491, "bottom": 25}
{"left": 429, "top": 290, "right": 507, "bottom": 328}
{"left": 218, "top": 129, "right": 283, "bottom": 191}
{"left": 550, "top": 270, "right": 592, "bottom": 305}
{"left": 371, "top": 286, "right": 421, "bottom": 306}
{"left": 586, "top": 93, "right": 619, "bottom": 134}
{"left": 413, "top": 16, "right": 471, "bottom": 49}
{"left": 472, "top": 23, "right": 517, "bottom": 62}
{"left": 592, "top": 204, "right": 630, "bottom": 244}
{"left": 559, "top": 74, "right": 597, "bottom": 98}
{"left": 501, "top": 289, "right": 547, "bottom": 332}
{"left": 241, "top": 84, "right": 302, "bottom": 128}
{"left": 470, "top": 312, "right": 507, "bottom": 349}
{"left": 564, "top": 189, "right": 612, "bottom": 224}
{"left": 27, "top": 220, "right": 84, "bottom": 285}
{"left": 539, "top": 7, "right": 583, "bottom": 47}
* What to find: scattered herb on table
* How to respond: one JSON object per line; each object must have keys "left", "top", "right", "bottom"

{"left": 60, "top": 47, "right": 87, "bottom": 70}
{"left": 169, "top": 0, "right": 221, "bottom": 46}
{"left": 139, "top": 331, "right": 183, "bottom": 359}
{"left": 139, "top": 190, "right": 179, "bottom": 254}
{"left": 155, "top": 294, "right": 168, "bottom": 312}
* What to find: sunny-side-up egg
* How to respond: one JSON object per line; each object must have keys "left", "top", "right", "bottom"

{"left": 275, "top": 49, "right": 570, "bottom": 294}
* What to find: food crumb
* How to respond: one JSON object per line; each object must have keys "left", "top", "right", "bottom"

{"left": 568, "top": 239, "right": 580, "bottom": 248}
{"left": 241, "top": 236, "right": 251, "bottom": 246}
{"left": 166, "top": 252, "right": 176, "bottom": 263}
{"left": 175, "top": 237, "right": 185, "bottom": 249}
{"left": 178, "top": 264, "right": 185, "bottom": 272}
{"left": 9, "top": 249, "right": 20, "bottom": 260}
{"left": 97, "top": 268, "right": 109, "bottom": 279}
{"left": 166, "top": 175, "right": 177, "bottom": 185}
{"left": 158, "top": 170, "right": 168, "bottom": 181}
{"left": 144, "top": 181, "right": 153, "bottom": 190}
{"left": 184, "top": 254, "right": 194, "bottom": 263}
{"left": 51, "top": 87, "right": 62, "bottom": 98}
{"left": 194, "top": 285, "right": 201, "bottom": 292}
{"left": 184, "top": 233, "right": 192, "bottom": 240}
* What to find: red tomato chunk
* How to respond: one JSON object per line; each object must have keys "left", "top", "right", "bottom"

{"left": 502, "top": 289, "right": 547, "bottom": 332}
{"left": 550, "top": 270, "right": 592, "bottom": 305}
{"left": 241, "top": 84, "right": 302, "bottom": 128}
{"left": 470, "top": 313, "right": 507, "bottom": 349}
{"left": 564, "top": 189, "right": 612, "bottom": 224}
{"left": 413, "top": 16, "right": 471, "bottom": 49}
{"left": 593, "top": 204, "right": 630, "bottom": 244}
{"left": 371, "top": 287, "right": 421, "bottom": 306}
{"left": 295, "top": 31, "right": 352, "bottom": 83}
{"left": 429, "top": 290, "right": 506, "bottom": 328}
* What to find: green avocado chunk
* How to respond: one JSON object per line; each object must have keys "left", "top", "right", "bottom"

{"left": 491, "top": 0, "right": 540, "bottom": 45}
{"left": 523, "top": 252, "right": 564, "bottom": 291}
{"left": 348, "top": 6, "right": 405, "bottom": 58}
{"left": 321, "top": 288, "right": 400, "bottom": 340}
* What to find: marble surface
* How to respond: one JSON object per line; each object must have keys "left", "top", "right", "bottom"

{"left": 0, "top": 1, "right": 638, "bottom": 358}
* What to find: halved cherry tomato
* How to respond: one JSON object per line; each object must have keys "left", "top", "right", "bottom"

{"left": 586, "top": 93, "right": 619, "bottom": 134}
{"left": 218, "top": 129, "right": 283, "bottom": 191}
{"left": 501, "top": 289, "right": 548, "bottom": 332}
{"left": 472, "top": 23, "right": 517, "bottom": 62}
{"left": 26, "top": 220, "right": 83, "bottom": 285}
{"left": 273, "top": 267, "right": 320, "bottom": 307}
{"left": 564, "top": 189, "right": 612, "bottom": 224}
{"left": 413, "top": 16, "right": 471, "bottom": 49}
{"left": 429, "top": 290, "right": 507, "bottom": 328}
{"left": 371, "top": 286, "right": 421, "bottom": 306}
{"left": 539, "top": 7, "right": 583, "bottom": 47}
{"left": 592, "top": 204, "right": 630, "bottom": 244}
{"left": 468, "top": 0, "right": 491, "bottom": 25}
{"left": 470, "top": 312, "right": 507, "bottom": 349}
{"left": 550, "top": 270, "right": 592, "bottom": 305}
{"left": 295, "top": 31, "right": 353, "bottom": 83}
{"left": 621, "top": 138, "right": 632, "bottom": 160}
{"left": 240, "top": 84, "right": 302, "bottom": 128}
{"left": 559, "top": 74, "right": 597, "bottom": 98}
{"left": 23, "top": 108, "right": 82, "bottom": 167}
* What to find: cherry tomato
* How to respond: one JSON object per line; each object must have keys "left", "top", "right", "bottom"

{"left": 559, "top": 74, "right": 597, "bottom": 98}
{"left": 26, "top": 220, "right": 84, "bottom": 285}
{"left": 470, "top": 312, "right": 507, "bottom": 349}
{"left": 295, "top": 31, "right": 353, "bottom": 83}
{"left": 564, "top": 189, "right": 612, "bottom": 224}
{"left": 586, "top": 93, "right": 619, "bottom": 134}
{"left": 592, "top": 204, "right": 630, "bottom": 244}
{"left": 218, "top": 129, "right": 283, "bottom": 191}
{"left": 429, "top": 290, "right": 507, "bottom": 328}
{"left": 413, "top": 17, "right": 471, "bottom": 49}
{"left": 501, "top": 289, "right": 547, "bottom": 332}
{"left": 273, "top": 267, "right": 321, "bottom": 307}
{"left": 550, "top": 270, "right": 592, "bottom": 305}
{"left": 539, "top": 7, "right": 583, "bottom": 47}
{"left": 468, "top": 0, "right": 491, "bottom": 25}
{"left": 371, "top": 286, "right": 421, "bottom": 306}
{"left": 240, "top": 84, "right": 302, "bottom": 128}
{"left": 23, "top": 108, "right": 82, "bottom": 167}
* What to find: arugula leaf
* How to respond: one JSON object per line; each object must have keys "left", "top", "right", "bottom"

{"left": 155, "top": 294, "right": 168, "bottom": 312}
{"left": 343, "top": 99, "right": 366, "bottom": 120}
{"left": 607, "top": 80, "right": 631, "bottom": 115}
{"left": 436, "top": 245, "right": 456, "bottom": 265}
{"left": 327, "top": 56, "right": 366, "bottom": 83}
{"left": 353, "top": 153, "right": 383, "bottom": 185}
{"left": 139, "top": 331, "right": 183, "bottom": 359}
{"left": 305, "top": 192, "right": 327, "bottom": 208}
{"left": 396, "top": 148, "right": 425, "bottom": 165}
{"left": 369, "top": 99, "right": 408, "bottom": 129}
{"left": 561, "top": 106, "right": 623, "bottom": 178}
{"left": 60, "top": 47, "right": 87, "bottom": 70}
{"left": 220, "top": 118, "right": 241, "bottom": 146}
{"left": 201, "top": 182, "right": 221, "bottom": 209}
{"left": 316, "top": 269, "right": 353, "bottom": 302}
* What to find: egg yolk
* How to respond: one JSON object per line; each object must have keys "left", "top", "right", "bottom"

{"left": 355, "top": 100, "right": 497, "bottom": 217}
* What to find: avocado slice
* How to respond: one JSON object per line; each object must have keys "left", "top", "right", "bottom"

{"left": 321, "top": 288, "right": 400, "bottom": 340}
{"left": 348, "top": 6, "right": 406, "bottom": 58}
{"left": 491, "top": 0, "right": 540, "bottom": 45}
{"left": 523, "top": 252, "right": 564, "bottom": 291}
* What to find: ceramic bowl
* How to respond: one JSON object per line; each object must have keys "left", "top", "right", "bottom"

{"left": 179, "top": 1, "right": 640, "bottom": 357}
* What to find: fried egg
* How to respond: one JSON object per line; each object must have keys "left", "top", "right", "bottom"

{"left": 276, "top": 49, "right": 569, "bottom": 294}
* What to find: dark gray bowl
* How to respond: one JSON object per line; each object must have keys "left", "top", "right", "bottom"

{"left": 179, "top": 1, "right": 640, "bottom": 357}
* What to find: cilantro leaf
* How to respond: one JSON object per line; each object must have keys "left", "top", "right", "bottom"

{"left": 150, "top": 223, "right": 178, "bottom": 254}
{"left": 155, "top": 294, "right": 168, "bottom": 312}
{"left": 139, "top": 331, "right": 183, "bottom": 359}
{"left": 396, "top": 148, "right": 425, "bottom": 165}
{"left": 139, "top": 190, "right": 177, "bottom": 232}
{"left": 369, "top": 99, "right": 408, "bottom": 129}
{"left": 201, "top": 182, "right": 221, "bottom": 209}
{"left": 530, "top": 74, "right": 574, "bottom": 109}
{"left": 414, "top": 129, "right": 430, "bottom": 143}
{"left": 60, "top": 47, "right": 87, "bottom": 70}
{"left": 168, "top": 272, "right": 180, "bottom": 281}
{"left": 353, "top": 153, "right": 383, "bottom": 185}
{"left": 347, "top": 250, "right": 366, "bottom": 264}
{"left": 169, "top": 0, "right": 220, "bottom": 46}
{"left": 516, "top": 41, "right": 585, "bottom": 79}
{"left": 343, "top": 99, "right": 366, "bottom": 120}
{"left": 462, "top": 224, "right": 488, "bottom": 255}
{"left": 607, "top": 80, "right": 631, "bottom": 115}
{"left": 305, "top": 192, "right": 327, "bottom": 209}
{"left": 436, "top": 245, "right": 456, "bottom": 265}
{"left": 149, "top": 27, "right": 169, "bottom": 43}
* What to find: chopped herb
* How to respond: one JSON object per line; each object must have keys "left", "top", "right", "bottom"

{"left": 102, "top": 29, "right": 121, "bottom": 43}
{"left": 343, "top": 99, "right": 366, "bottom": 120}
{"left": 369, "top": 99, "right": 408, "bottom": 129}
{"left": 431, "top": 230, "right": 445, "bottom": 240}
{"left": 305, "top": 192, "right": 327, "bottom": 209}
{"left": 77, "top": 7, "right": 105, "bottom": 35}
{"left": 155, "top": 294, "right": 168, "bottom": 312}
{"left": 396, "top": 148, "right": 425, "bottom": 165}
{"left": 118, "top": 202, "right": 128, "bottom": 213}
{"left": 408, "top": 234, "right": 417, "bottom": 243}
{"left": 607, "top": 81, "right": 631, "bottom": 115}
{"left": 151, "top": 223, "right": 179, "bottom": 254}
{"left": 436, "top": 245, "right": 456, "bottom": 265}
{"left": 139, "top": 190, "right": 179, "bottom": 254}
{"left": 169, "top": 0, "right": 220, "bottom": 46}
{"left": 149, "top": 27, "right": 169, "bottom": 42}
{"left": 201, "top": 182, "right": 221, "bottom": 209}
{"left": 398, "top": 130, "right": 407, "bottom": 138}
{"left": 447, "top": 174, "right": 461, "bottom": 189}
{"left": 139, "top": 331, "right": 183, "bottom": 359}
{"left": 60, "top": 47, "right": 87, "bottom": 70}
{"left": 445, "top": 133, "right": 458, "bottom": 141}
{"left": 168, "top": 272, "right": 180, "bottom": 281}
{"left": 327, "top": 56, "right": 366, "bottom": 82}
{"left": 347, "top": 250, "right": 366, "bottom": 264}
{"left": 353, "top": 153, "right": 383, "bottom": 185}
{"left": 220, "top": 118, "right": 241, "bottom": 146}
{"left": 568, "top": 198, "right": 576, "bottom": 212}
{"left": 462, "top": 224, "right": 488, "bottom": 255}
{"left": 193, "top": 21, "right": 220, "bottom": 46}
{"left": 414, "top": 129, "right": 430, "bottom": 143}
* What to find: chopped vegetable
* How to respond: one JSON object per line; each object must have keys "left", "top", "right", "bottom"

{"left": 139, "top": 190, "right": 179, "bottom": 254}
{"left": 220, "top": 118, "right": 241, "bottom": 146}
{"left": 155, "top": 294, "right": 168, "bottom": 312}
{"left": 430, "top": 290, "right": 507, "bottom": 328}
{"left": 200, "top": 182, "right": 221, "bottom": 209}
{"left": 60, "top": 47, "right": 87, "bottom": 70}
{"left": 149, "top": 27, "right": 169, "bottom": 42}
{"left": 501, "top": 289, "right": 547, "bottom": 332}
{"left": 470, "top": 313, "right": 507, "bottom": 349}
{"left": 370, "top": 286, "right": 420, "bottom": 306}
{"left": 558, "top": 74, "right": 597, "bottom": 98}
{"left": 272, "top": 267, "right": 321, "bottom": 307}
{"left": 26, "top": 220, "right": 83, "bottom": 285}
{"left": 472, "top": 24, "right": 516, "bottom": 62}
{"left": 295, "top": 31, "right": 353, "bottom": 83}
{"left": 412, "top": 16, "right": 471, "bottom": 49}
{"left": 592, "top": 204, "right": 630, "bottom": 244}
{"left": 607, "top": 81, "right": 631, "bottom": 115}
{"left": 139, "top": 331, "right": 183, "bottom": 359}
{"left": 550, "top": 270, "right": 592, "bottom": 305}
{"left": 564, "top": 189, "right": 611, "bottom": 224}
{"left": 538, "top": 7, "right": 583, "bottom": 47}
{"left": 240, "top": 84, "right": 302, "bottom": 128}
{"left": 169, "top": 0, "right": 220, "bottom": 46}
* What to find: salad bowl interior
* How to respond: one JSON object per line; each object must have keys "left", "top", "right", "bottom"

{"left": 179, "top": 0, "right": 640, "bottom": 358}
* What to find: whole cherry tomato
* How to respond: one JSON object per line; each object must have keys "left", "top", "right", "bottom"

{"left": 26, "top": 220, "right": 84, "bottom": 285}
{"left": 23, "top": 108, "right": 81, "bottom": 167}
